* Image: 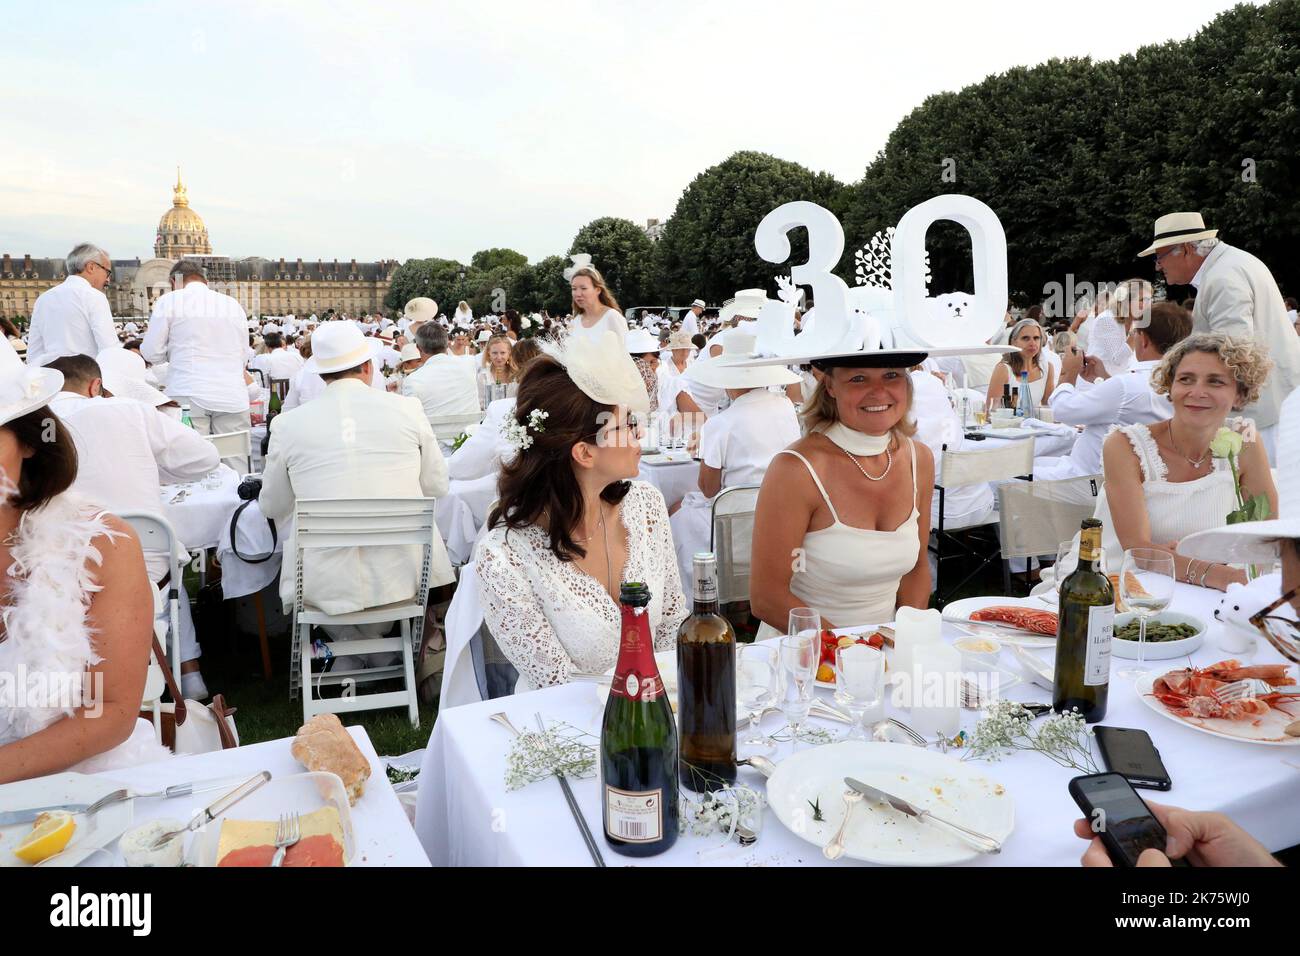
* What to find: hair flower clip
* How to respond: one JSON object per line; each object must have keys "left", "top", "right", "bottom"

{"left": 502, "top": 408, "right": 549, "bottom": 451}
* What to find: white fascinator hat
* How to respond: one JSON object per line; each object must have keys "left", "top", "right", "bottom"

{"left": 541, "top": 330, "right": 650, "bottom": 413}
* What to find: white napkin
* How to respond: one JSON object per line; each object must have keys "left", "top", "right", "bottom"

{"left": 1020, "top": 418, "right": 1075, "bottom": 437}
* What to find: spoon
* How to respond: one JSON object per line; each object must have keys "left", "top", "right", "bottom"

{"left": 737, "top": 755, "right": 777, "bottom": 778}
{"left": 823, "top": 789, "right": 863, "bottom": 861}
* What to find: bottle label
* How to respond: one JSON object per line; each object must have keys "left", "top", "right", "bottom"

{"left": 605, "top": 785, "right": 663, "bottom": 843}
{"left": 610, "top": 609, "right": 665, "bottom": 702}
{"left": 1084, "top": 603, "right": 1114, "bottom": 686}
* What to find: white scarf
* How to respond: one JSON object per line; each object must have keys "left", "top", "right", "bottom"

{"left": 822, "top": 421, "right": 891, "bottom": 456}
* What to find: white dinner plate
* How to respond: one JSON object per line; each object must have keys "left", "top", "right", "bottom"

{"left": 764, "top": 741, "right": 1015, "bottom": 866}
{"left": 0, "top": 773, "right": 134, "bottom": 867}
{"left": 1134, "top": 669, "right": 1300, "bottom": 746}
{"left": 1112, "top": 611, "right": 1206, "bottom": 660}
{"left": 942, "top": 596, "right": 1057, "bottom": 646}
{"left": 640, "top": 452, "right": 695, "bottom": 466}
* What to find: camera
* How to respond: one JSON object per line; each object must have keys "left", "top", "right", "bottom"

{"left": 237, "top": 476, "right": 263, "bottom": 501}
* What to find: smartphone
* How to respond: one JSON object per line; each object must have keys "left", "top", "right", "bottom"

{"left": 1093, "top": 726, "right": 1172, "bottom": 790}
{"left": 1068, "top": 772, "right": 1170, "bottom": 867}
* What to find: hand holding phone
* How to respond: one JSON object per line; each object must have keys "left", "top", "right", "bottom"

{"left": 1069, "top": 773, "right": 1171, "bottom": 867}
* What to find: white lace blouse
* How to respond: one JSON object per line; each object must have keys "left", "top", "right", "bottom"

{"left": 475, "top": 481, "right": 688, "bottom": 690}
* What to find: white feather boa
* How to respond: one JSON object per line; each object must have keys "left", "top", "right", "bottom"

{"left": 0, "top": 493, "right": 171, "bottom": 770}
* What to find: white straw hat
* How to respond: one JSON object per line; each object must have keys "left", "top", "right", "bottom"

{"left": 404, "top": 297, "right": 439, "bottom": 323}
{"left": 0, "top": 337, "right": 62, "bottom": 426}
{"left": 97, "top": 347, "right": 169, "bottom": 408}
{"left": 304, "top": 321, "right": 376, "bottom": 375}
{"left": 624, "top": 328, "right": 661, "bottom": 354}
{"left": 399, "top": 343, "right": 421, "bottom": 363}
{"left": 690, "top": 299, "right": 706, "bottom": 309}
{"left": 1137, "top": 212, "right": 1218, "bottom": 257}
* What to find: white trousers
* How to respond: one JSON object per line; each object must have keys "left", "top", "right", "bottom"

{"left": 175, "top": 399, "right": 252, "bottom": 474}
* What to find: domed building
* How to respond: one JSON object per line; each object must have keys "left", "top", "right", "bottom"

{"left": 154, "top": 168, "right": 212, "bottom": 258}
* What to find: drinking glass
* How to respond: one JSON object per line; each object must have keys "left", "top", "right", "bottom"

{"left": 1053, "top": 540, "right": 1078, "bottom": 596}
{"left": 780, "top": 610, "right": 820, "bottom": 746}
{"left": 736, "top": 644, "right": 779, "bottom": 752}
{"left": 1115, "top": 548, "right": 1175, "bottom": 679}
{"left": 833, "top": 644, "right": 884, "bottom": 739}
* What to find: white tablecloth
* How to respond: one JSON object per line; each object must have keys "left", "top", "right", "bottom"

{"left": 414, "top": 582, "right": 1300, "bottom": 866}
{"left": 161, "top": 464, "right": 243, "bottom": 552}
{"left": 638, "top": 457, "right": 699, "bottom": 509}
{"left": 973, "top": 423, "right": 1078, "bottom": 460}
{"left": 87, "top": 726, "right": 429, "bottom": 866}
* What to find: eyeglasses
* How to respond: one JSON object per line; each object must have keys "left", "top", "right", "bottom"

{"left": 1153, "top": 246, "right": 1184, "bottom": 265}
{"left": 88, "top": 260, "right": 113, "bottom": 277}
{"left": 1250, "top": 586, "right": 1300, "bottom": 663}
{"left": 583, "top": 413, "right": 641, "bottom": 447}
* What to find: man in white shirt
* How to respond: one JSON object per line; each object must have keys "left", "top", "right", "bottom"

{"left": 25, "top": 243, "right": 120, "bottom": 368}
{"left": 401, "top": 322, "right": 480, "bottom": 421}
{"left": 1143, "top": 212, "right": 1300, "bottom": 461}
{"left": 46, "top": 353, "right": 220, "bottom": 698}
{"left": 251, "top": 331, "right": 304, "bottom": 382}
{"left": 680, "top": 299, "right": 705, "bottom": 338}
{"left": 141, "top": 260, "right": 251, "bottom": 468}
{"left": 260, "top": 322, "right": 454, "bottom": 664}
{"left": 1040, "top": 302, "right": 1190, "bottom": 482}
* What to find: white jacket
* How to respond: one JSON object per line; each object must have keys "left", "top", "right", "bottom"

{"left": 1192, "top": 242, "right": 1300, "bottom": 429}
{"left": 401, "top": 352, "right": 480, "bottom": 420}
{"left": 260, "top": 378, "right": 454, "bottom": 615}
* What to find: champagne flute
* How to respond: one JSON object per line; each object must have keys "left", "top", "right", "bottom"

{"left": 736, "top": 644, "right": 779, "bottom": 752}
{"left": 1116, "top": 548, "right": 1175, "bottom": 679}
{"left": 780, "top": 608, "right": 820, "bottom": 746}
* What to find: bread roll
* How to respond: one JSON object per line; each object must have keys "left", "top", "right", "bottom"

{"left": 291, "top": 714, "right": 370, "bottom": 805}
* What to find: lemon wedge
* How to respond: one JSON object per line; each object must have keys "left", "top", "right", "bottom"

{"left": 14, "top": 811, "right": 77, "bottom": 864}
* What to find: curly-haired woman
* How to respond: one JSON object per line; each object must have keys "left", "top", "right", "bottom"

{"left": 1096, "top": 333, "right": 1278, "bottom": 589}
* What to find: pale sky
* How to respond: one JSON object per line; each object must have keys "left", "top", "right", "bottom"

{"left": 0, "top": 0, "right": 1263, "bottom": 264}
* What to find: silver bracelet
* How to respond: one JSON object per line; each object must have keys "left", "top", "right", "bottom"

{"left": 1184, "top": 559, "right": 1199, "bottom": 585}
{"left": 1199, "top": 563, "right": 1214, "bottom": 588}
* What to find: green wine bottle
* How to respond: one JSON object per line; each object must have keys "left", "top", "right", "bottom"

{"left": 1052, "top": 518, "right": 1114, "bottom": 722}
{"left": 677, "top": 552, "right": 736, "bottom": 792}
{"left": 600, "top": 582, "right": 679, "bottom": 857}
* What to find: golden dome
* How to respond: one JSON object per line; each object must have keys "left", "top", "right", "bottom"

{"left": 155, "top": 168, "right": 212, "bottom": 257}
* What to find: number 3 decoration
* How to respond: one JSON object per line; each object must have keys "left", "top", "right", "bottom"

{"left": 753, "top": 194, "right": 1008, "bottom": 356}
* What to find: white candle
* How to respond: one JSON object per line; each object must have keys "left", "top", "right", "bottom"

{"left": 910, "top": 643, "right": 961, "bottom": 737}
{"left": 893, "top": 606, "right": 942, "bottom": 677}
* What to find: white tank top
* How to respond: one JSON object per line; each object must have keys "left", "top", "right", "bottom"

{"left": 1004, "top": 362, "right": 1047, "bottom": 406}
{"left": 777, "top": 440, "right": 921, "bottom": 628}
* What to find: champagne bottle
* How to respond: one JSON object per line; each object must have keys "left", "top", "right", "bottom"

{"left": 1052, "top": 519, "right": 1114, "bottom": 722}
{"left": 677, "top": 553, "right": 736, "bottom": 791}
{"left": 268, "top": 386, "right": 282, "bottom": 416}
{"left": 1016, "top": 370, "right": 1035, "bottom": 419}
{"left": 601, "top": 582, "right": 679, "bottom": 856}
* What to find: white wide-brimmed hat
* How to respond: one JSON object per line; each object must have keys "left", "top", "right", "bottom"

{"left": 0, "top": 337, "right": 62, "bottom": 426}
{"left": 1137, "top": 212, "right": 1219, "bottom": 257}
{"left": 404, "top": 297, "right": 439, "bottom": 323}
{"left": 625, "top": 328, "right": 661, "bottom": 354}
{"left": 689, "top": 299, "right": 706, "bottom": 309}
{"left": 686, "top": 330, "right": 800, "bottom": 389}
{"left": 399, "top": 343, "right": 421, "bottom": 363}
{"left": 97, "top": 347, "right": 169, "bottom": 408}
{"left": 476, "top": 330, "right": 492, "bottom": 344}
{"left": 1181, "top": 389, "right": 1300, "bottom": 563}
{"left": 718, "top": 290, "right": 778, "bottom": 326}
{"left": 376, "top": 327, "right": 396, "bottom": 342}
{"left": 304, "top": 321, "right": 377, "bottom": 375}
{"left": 667, "top": 330, "right": 695, "bottom": 351}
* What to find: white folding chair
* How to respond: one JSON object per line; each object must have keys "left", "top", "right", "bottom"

{"left": 931, "top": 440, "right": 1035, "bottom": 603}
{"left": 205, "top": 429, "right": 253, "bottom": 474}
{"left": 997, "top": 474, "right": 1103, "bottom": 593}
{"left": 428, "top": 412, "right": 484, "bottom": 443}
{"left": 289, "top": 497, "right": 438, "bottom": 728}
{"left": 709, "top": 485, "right": 761, "bottom": 605}
{"left": 117, "top": 511, "right": 186, "bottom": 690}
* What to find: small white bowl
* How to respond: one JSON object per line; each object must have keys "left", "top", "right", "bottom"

{"left": 953, "top": 635, "right": 1002, "bottom": 670}
{"left": 1112, "top": 611, "right": 1205, "bottom": 660}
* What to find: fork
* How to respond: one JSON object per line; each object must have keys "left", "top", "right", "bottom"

{"left": 82, "top": 788, "right": 130, "bottom": 820}
{"left": 1212, "top": 678, "right": 1295, "bottom": 703}
{"left": 270, "top": 812, "right": 301, "bottom": 867}
{"left": 872, "top": 717, "right": 928, "bottom": 747}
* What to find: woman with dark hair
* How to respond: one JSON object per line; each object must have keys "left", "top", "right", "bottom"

{"left": 0, "top": 340, "right": 166, "bottom": 783}
{"left": 475, "top": 332, "right": 687, "bottom": 690}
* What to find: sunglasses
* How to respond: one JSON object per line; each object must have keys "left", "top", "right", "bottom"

{"left": 1250, "top": 586, "right": 1300, "bottom": 663}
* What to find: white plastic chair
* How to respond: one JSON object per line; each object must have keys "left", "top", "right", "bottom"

{"left": 117, "top": 511, "right": 186, "bottom": 691}
{"left": 428, "top": 412, "right": 484, "bottom": 443}
{"left": 997, "top": 474, "right": 1103, "bottom": 592}
{"left": 709, "top": 485, "right": 761, "bottom": 605}
{"left": 289, "top": 497, "right": 439, "bottom": 728}
{"left": 931, "top": 440, "right": 1035, "bottom": 602}
{"left": 205, "top": 429, "right": 253, "bottom": 474}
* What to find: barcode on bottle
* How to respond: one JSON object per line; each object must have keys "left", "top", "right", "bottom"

{"left": 605, "top": 785, "right": 662, "bottom": 843}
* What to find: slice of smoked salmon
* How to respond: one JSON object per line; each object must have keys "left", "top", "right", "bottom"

{"left": 217, "top": 834, "right": 344, "bottom": 867}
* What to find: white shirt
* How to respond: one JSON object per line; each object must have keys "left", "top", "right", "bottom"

{"left": 699, "top": 390, "right": 800, "bottom": 490}
{"left": 1046, "top": 358, "right": 1171, "bottom": 478}
{"left": 26, "top": 275, "right": 119, "bottom": 369}
{"left": 142, "top": 282, "right": 250, "bottom": 413}
{"left": 401, "top": 352, "right": 480, "bottom": 421}
{"left": 447, "top": 397, "right": 515, "bottom": 481}
{"left": 567, "top": 309, "right": 628, "bottom": 344}
{"left": 252, "top": 347, "right": 304, "bottom": 382}
{"left": 283, "top": 362, "right": 385, "bottom": 410}
{"left": 680, "top": 309, "right": 700, "bottom": 338}
{"left": 49, "top": 392, "right": 219, "bottom": 579}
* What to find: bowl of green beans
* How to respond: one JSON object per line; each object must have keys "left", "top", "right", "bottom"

{"left": 1112, "top": 611, "right": 1205, "bottom": 659}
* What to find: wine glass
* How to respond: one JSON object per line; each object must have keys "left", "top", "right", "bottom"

{"left": 780, "top": 609, "right": 820, "bottom": 746}
{"left": 1115, "top": 548, "right": 1176, "bottom": 679}
{"left": 1051, "top": 539, "right": 1078, "bottom": 598}
{"left": 833, "top": 644, "right": 884, "bottom": 739}
{"left": 736, "top": 644, "right": 779, "bottom": 752}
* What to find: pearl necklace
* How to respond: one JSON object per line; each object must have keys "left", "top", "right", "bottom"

{"left": 825, "top": 422, "right": 893, "bottom": 481}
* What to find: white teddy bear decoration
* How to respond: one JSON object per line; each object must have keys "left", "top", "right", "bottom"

{"left": 1213, "top": 572, "right": 1282, "bottom": 654}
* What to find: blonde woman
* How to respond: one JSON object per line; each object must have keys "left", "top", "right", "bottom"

{"left": 568, "top": 265, "right": 629, "bottom": 344}
{"left": 481, "top": 333, "right": 518, "bottom": 385}
{"left": 1096, "top": 333, "right": 1277, "bottom": 589}
{"left": 751, "top": 357, "right": 934, "bottom": 632}
{"left": 987, "top": 318, "right": 1055, "bottom": 411}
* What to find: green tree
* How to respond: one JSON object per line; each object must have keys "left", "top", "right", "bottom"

{"left": 568, "top": 217, "right": 659, "bottom": 308}
{"left": 384, "top": 257, "right": 472, "bottom": 315}
{"left": 509, "top": 255, "right": 571, "bottom": 314}
{"left": 656, "top": 151, "right": 846, "bottom": 305}
{"left": 470, "top": 248, "right": 529, "bottom": 272}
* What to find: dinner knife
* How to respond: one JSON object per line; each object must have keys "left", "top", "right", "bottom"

{"left": 844, "top": 776, "right": 1002, "bottom": 854}
{"left": 0, "top": 803, "right": 90, "bottom": 827}
{"left": 0, "top": 776, "right": 252, "bottom": 827}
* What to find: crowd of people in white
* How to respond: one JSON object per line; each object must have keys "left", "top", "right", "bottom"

{"left": 2, "top": 210, "right": 1300, "bottom": 836}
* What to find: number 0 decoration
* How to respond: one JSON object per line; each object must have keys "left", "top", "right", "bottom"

{"left": 753, "top": 194, "right": 1009, "bottom": 355}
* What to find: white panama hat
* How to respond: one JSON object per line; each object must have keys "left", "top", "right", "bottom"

{"left": 624, "top": 328, "right": 661, "bottom": 354}
{"left": 690, "top": 299, "right": 706, "bottom": 309}
{"left": 685, "top": 330, "right": 799, "bottom": 389}
{"left": 1181, "top": 388, "right": 1300, "bottom": 564}
{"left": 1137, "top": 212, "right": 1219, "bottom": 257}
{"left": 96, "top": 347, "right": 170, "bottom": 408}
{"left": 304, "top": 321, "right": 378, "bottom": 375}
{"left": 0, "top": 337, "right": 62, "bottom": 427}
{"left": 399, "top": 343, "right": 421, "bottom": 363}
{"left": 404, "top": 297, "right": 439, "bottom": 323}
